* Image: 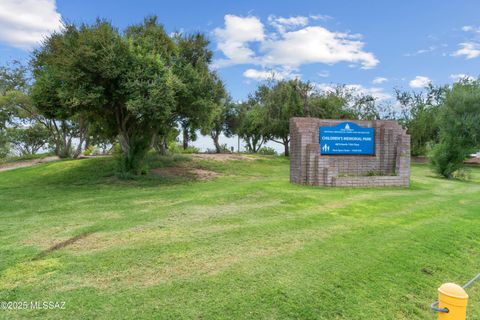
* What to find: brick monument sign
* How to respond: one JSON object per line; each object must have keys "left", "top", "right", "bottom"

{"left": 290, "top": 118, "right": 410, "bottom": 187}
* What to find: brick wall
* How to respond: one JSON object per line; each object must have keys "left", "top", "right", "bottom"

{"left": 290, "top": 117, "right": 410, "bottom": 187}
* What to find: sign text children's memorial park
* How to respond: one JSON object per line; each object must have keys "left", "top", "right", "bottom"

{"left": 319, "top": 122, "right": 375, "bottom": 155}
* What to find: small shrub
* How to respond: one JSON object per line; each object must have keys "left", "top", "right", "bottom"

{"left": 181, "top": 146, "right": 200, "bottom": 154}
{"left": 84, "top": 145, "right": 95, "bottom": 156}
{"left": 112, "top": 143, "right": 123, "bottom": 155}
{"left": 430, "top": 141, "right": 469, "bottom": 178}
{"left": 220, "top": 144, "right": 232, "bottom": 153}
{"left": 258, "top": 147, "right": 277, "bottom": 155}
{"left": 452, "top": 168, "right": 471, "bottom": 181}
{"left": 206, "top": 144, "right": 231, "bottom": 154}
{"left": 114, "top": 136, "right": 151, "bottom": 177}
{"left": 168, "top": 143, "right": 200, "bottom": 154}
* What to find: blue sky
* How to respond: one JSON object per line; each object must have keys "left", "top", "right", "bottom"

{"left": 0, "top": 0, "right": 479, "bottom": 151}
{"left": 1, "top": 0, "right": 479, "bottom": 101}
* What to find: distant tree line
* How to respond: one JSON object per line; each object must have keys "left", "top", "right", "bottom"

{"left": 0, "top": 16, "right": 479, "bottom": 179}
{"left": 227, "top": 79, "right": 393, "bottom": 156}
{"left": 235, "top": 77, "right": 480, "bottom": 178}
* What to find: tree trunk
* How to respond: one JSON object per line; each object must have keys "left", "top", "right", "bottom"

{"left": 161, "top": 137, "right": 168, "bottom": 155}
{"left": 251, "top": 136, "right": 263, "bottom": 153}
{"left": 118, "top": 131, "right": 130, "bottom": 154}
{"left": 182, "top": 127, "right": 189, "bottom": 150}
{"left": 244, "top": 137, "right": 253, "bottom": 153}
{"left": 284, "top": 138, "right": 289, "bottom": 157}
{"left": 55, "top": 120, "right": 73, "bottom": 158}
{"left": 303, "top": 96, "right": 309, "bottom": 116}
{"left": 211, "top": 131, "right": 221, "bottom": 153}
{"left": 84, "top": 135, "right": 91, "bottom": 151}
{"left": 73, "top": 138, "right": 84, "bottom": 158}
{"left": 73, "top": 118, "right": 87, "bottom": 159}
{"left": 271, "top": 137, "right": 290, "bottom": 156}
{"left": 153, "top": 134, "right": 168, "bottom": 155}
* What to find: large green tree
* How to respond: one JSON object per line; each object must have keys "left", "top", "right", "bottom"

{"left": 313, "top": 84, "right": 389, "bottom": 120}
{"left": 31, "top": 18, "right": 177, "bottom": 174}
{"left": 395, "top": 84, "right": 447, "bottom": 156}
{"left": 6, "top": 124, "right": 49, "bottom": 155}
{"left": 256, "top": 80, "right": 303, "bottom": 156}
{"left": 308, "top": 91, "right": 349, "bottom": 120}
{"left": 233, "top": 101, "right": 266, "bottom": 153}
{"left": 31, "top": 17, "right": 222, "bottom": 173}
{"left": 431, "top": 79, "right": 480, "bottom": 178}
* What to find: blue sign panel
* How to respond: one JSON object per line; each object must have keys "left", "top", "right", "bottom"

{"left": 319, "top": 122, "right": 375, "bottom": 155}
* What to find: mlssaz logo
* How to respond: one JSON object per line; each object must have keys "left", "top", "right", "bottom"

{"left": 322, "top": 144, "right": 330, "bottom": 152}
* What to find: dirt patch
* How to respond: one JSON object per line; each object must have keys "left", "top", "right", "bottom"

{"left": 33, "top": 231, "right": 94, "bottom": 260}
{"left": 0, "top": 156, "right": 59, "bottom": 172}
{"left": 152, "top": 166, "right": 220, "bottom": 181}
{"left": 191, "top": 153, "right": 255, "bottom": 162}
{"left": 192, "top": 168, "right": 220, "bottom": 180}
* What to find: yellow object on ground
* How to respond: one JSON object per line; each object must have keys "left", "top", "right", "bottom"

{"left": 438, "top": 283, "right": 468, "bottom": 320}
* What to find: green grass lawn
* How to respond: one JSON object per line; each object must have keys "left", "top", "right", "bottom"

{"left": 0, "top": 155, "right": 479, "bottom": 319}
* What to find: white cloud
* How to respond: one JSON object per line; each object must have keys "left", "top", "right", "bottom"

{"left": 213, "top": 15, "right": 265, "bottom": 67}
{"left": 372, "top": 77, "right": 388, "bottom": 84}
{"left": 451, "top": 25, "right": 480, "bottom": 59}
{"left": 314, "top": 83, "right": 336, "bottom": 92}
{"left": 267, "top": 14, "right": 332, "bottom": 33}
{"left": 346, "top": 84, "right": 392, "bottom": 101}
{"left": 404, "top": 45, "right": 437, "bottom": 57}
{"left": 0, "top": 0, "right": 62, "bottom": 49}
{"left": 268, "top": 15, "right": 309, "bottom": 33}
{"left": 275, "top": 16, "right": 309, "bottom": 26}
{"left": 461, "top": 25, "right": 480, "bottom": 33}
{"left": 213, "top": 14, "right": 379, "bottom": 71}
{"left": 318, "top": 70, "right": 330, "bottom": 78}
{"left": 315, "top": 83, "right": 392, "bottom": 102}
{"left": 450, "top": 73, "right": 476, "bottom": 82}
{"left": 452, "top": 42, "right": 480, "bottom": 59}
{"left": 261, "top": 26, "right": 378, "bottom": 69}
{"left": 409, "top": 76, "right": 432, "bottom": 88}
{"left": 243, "top": 68, "right": 299, "bottom": 81}
{"left": 309, "top": 14, "right": 332, "bottom": 21}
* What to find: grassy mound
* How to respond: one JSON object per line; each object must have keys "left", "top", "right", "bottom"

{"left": 0, "top": 155, "right": 479, "bottom": 319}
